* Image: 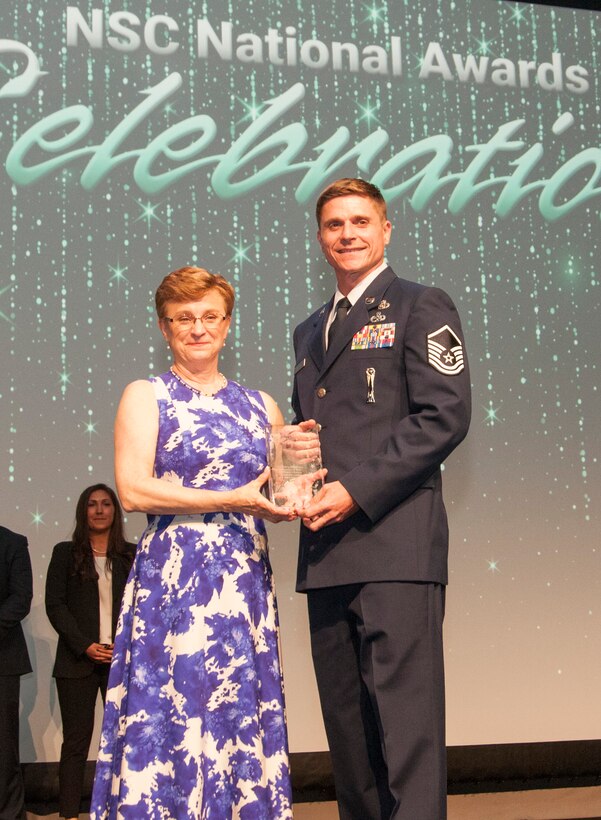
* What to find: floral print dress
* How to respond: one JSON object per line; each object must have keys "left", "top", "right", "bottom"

{"left": 90, "top": 371, "right": 293, "bottom": 819}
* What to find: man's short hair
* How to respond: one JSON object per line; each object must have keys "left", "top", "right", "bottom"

{"left": 315, "top": 178, "right": 387, "bottom": 226}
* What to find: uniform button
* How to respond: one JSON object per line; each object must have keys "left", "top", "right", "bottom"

{"left": 316, "top": 387, "right": 327, "bottom": 398}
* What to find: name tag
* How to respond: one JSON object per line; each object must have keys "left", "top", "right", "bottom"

{"left": 351, "top": 323, "right": 396, "bottom": 350}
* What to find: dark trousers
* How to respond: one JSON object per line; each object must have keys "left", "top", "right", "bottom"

{"left": 0, "top": 675, "right": 26, "bottom": 820}
{"left": 56, "top": 665, "right": 110, "bottom": 818}
{"left": 307, "top": 582, "right": 446, "bottom": 820}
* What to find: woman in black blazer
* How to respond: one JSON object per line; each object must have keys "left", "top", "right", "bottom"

{"left": 45, "top": 484, "right": 134, "bottom": 820}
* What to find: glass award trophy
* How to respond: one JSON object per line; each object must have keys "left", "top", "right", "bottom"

{"left": 265, "top": 423, "right": 323, "bottom": 509}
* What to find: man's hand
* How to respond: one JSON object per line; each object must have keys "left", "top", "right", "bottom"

{"left": 301, "top": 481, "right": 359, "bottom": 531}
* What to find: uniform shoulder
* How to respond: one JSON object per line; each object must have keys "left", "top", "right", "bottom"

{"left": 294, "top": 303, "right": 329, "bottom": 334}
{"left": 390, "top": 273, "right": 456, "bottom": 306}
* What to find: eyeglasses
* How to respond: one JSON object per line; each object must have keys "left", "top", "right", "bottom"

{"left": 164, "top": 312, "right": 228, "bottom": 330}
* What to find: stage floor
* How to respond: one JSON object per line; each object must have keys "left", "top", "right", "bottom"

{"left": 293, "top": 786, "right": 601, "bottom": 819}
{"left": 26, "top": 785, "right": 601, "bottom": 820}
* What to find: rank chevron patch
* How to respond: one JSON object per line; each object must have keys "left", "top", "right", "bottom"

{"left": 427, "top": 325, "right": 465, "bottom": 375}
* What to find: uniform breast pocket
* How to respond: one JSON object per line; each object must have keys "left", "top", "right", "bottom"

{"left": 350, "top": 348, "right": 396, "bottom": 360}
{"left": 348, "top": 349, "right": 400, "bottom": 406}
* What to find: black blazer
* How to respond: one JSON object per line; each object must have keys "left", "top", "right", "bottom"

{"left": 0, "top": 526, "right": 33, "bottom": 677}
{"left": 292, "top": 267, "right": 471, "bottom": 590}
{"left": 45, "top": 541, "right": 134, "bottom": 679}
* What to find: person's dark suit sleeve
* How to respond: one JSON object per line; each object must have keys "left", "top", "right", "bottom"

{"left": 291, "top": 326, "right": 303, "bottom": 425}
{"left": 0, "top": 535, "right": 33, "bottom": 643}
{"left": 45, "top": 543, "right": 91, "bottom": 658}
{"left": 341, "top": 286, "right": 471, "bottom": 524}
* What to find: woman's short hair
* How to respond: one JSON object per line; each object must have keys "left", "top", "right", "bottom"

{"left": 315, "top": 178, "right": 387, "bottom": 226}
{"left": 155, "top": 266, "right": 235, "bottom": 318}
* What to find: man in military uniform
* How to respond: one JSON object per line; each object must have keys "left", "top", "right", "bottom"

{"left": 292, "top": 178, "right": 471, "bottom": 820}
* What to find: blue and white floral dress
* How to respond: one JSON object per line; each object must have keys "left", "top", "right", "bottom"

{"left": 91, "top": 371, "right": 293, "bottom": 819}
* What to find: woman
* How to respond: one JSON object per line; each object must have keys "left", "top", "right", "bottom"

{"left": 45, "top": 484, "right": 135, "bottom": 820}
{"left": 91, "top": 266, "right": 306, "bottom": 819}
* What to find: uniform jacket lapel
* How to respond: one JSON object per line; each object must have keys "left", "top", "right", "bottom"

{"left": 321, "top": 267, "right": 397, "bottom": 375}
{"left": 306, "top": 300, "right": 331, "bottom": 373}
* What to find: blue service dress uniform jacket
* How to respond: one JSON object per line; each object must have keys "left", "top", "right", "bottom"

{"left": 292, "top": 265, "right": 472, "bottom": 590}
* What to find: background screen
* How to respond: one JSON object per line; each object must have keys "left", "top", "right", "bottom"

{"left": 1, "top": 0, "right": 599, "bottom": 760}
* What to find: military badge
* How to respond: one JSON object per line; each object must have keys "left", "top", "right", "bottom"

{"left": 352, "top": 323, "right": 396, "bottom": 349}
{"left": 427, "top": 325, "right": 465, "bottom": 374}
{"left": 378, "top": 300, "right": 390, "bottom": 310}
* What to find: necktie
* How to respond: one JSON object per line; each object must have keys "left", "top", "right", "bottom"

{"left": 327, "top": 297, "right": 351, "bottom": 349}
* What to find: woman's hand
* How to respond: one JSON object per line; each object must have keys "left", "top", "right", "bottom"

{"left": 280, "top": 419, "right": 322, "bottom": 464}
{"left": 85, "top": 643, "right": 113, "bottom": 664}
{"left": 228, "top": 468, "right": 299, "bottom": 522}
